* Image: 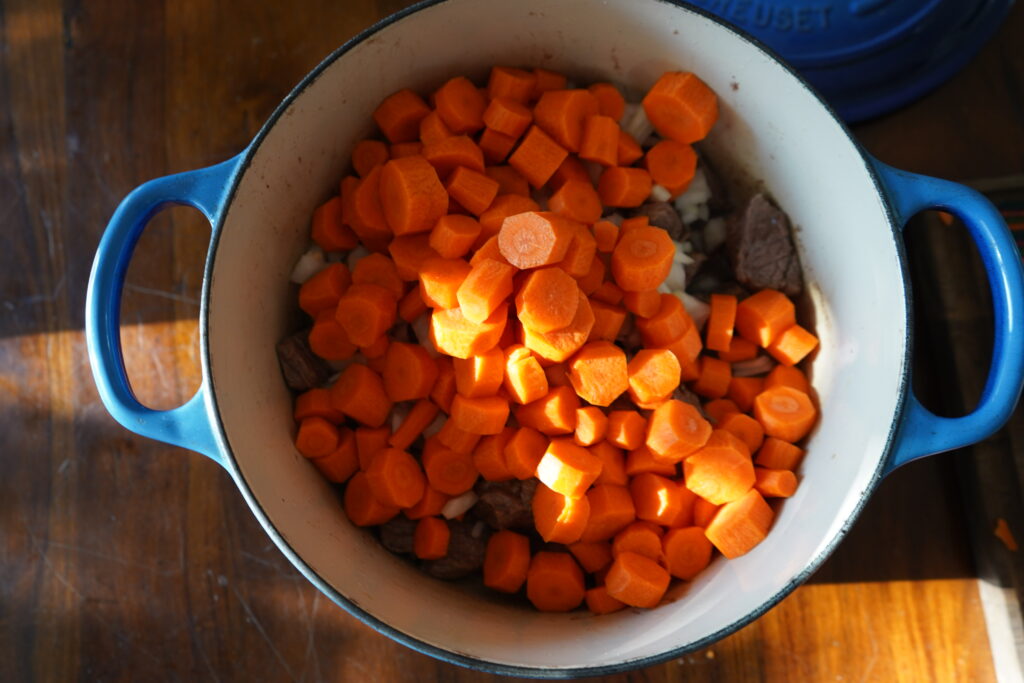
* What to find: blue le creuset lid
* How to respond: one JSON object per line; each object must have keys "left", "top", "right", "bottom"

{"left": 689, "top": 0, "right": 1014, "bottom": 121}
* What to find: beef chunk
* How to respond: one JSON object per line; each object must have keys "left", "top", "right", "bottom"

{"left": 422, "top": 521, "right": 487, "bottom": 580}
{"left": 473, "top": 479, "right": 537, "bottom": 530}
{"left": 726, "top": 194, "right": 802, "bottom": 296}
{"left": 379, "top": 516, "right": 417, "bottom": 555}
{"left": 276, "top": 329, "right": 331, "bottom": 391}
{"left": 634, "top": 202, "right": 686, "bottom": 241}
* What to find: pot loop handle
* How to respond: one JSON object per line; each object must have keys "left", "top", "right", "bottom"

{"left": 85, "top": 154, "right": 245, "bottom": 466}
{"left": 873, "top": 159, "right": 1024, "bottom": 474}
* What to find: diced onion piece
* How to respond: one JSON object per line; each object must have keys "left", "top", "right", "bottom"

{"left": 664, "top": 260, "right": 686, "bottom": 292}
{"left": 290, "top": 247, "right": 325, "bottom": 284}
{"left": 603, "top": 212, "right": 624, "bottom": 226}
{"left": 675, "top": 291, "right": 710, "bottom": 330}
{"left": 703, "top": 217, "right": 727, "bottom": 252}
{"left": 674, "top": 168, "right": 711, "bottom": 212}
{"left": 441, "top": 491, "right": 478, "bottom": 519}
{"left": 649, "top": 184, "right": 672, "bottom": 202}
{"left": 346, "top": 245, "right": 370, "bottom": 271}
{"left": 621, "top": 103, "right": 654, "bottom": 143}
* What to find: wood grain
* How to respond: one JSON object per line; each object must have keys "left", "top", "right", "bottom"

{"left": 2, "top": 0, "right": 1019, "bottom": 680}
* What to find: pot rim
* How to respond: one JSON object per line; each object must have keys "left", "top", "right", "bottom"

{"left": 199, "top": 0, "right": 912, "bottom": 676}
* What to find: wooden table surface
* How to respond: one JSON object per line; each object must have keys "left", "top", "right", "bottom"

{"left": 3, "top": 1, "right": 1022, "bottom": 680}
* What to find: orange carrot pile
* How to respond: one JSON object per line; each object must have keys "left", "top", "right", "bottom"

{"left": 288, "top": 65, "right": 820, "bottom": 615}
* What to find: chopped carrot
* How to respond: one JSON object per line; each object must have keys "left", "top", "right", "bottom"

{"left": 573, "top": 254, "right": 606, "bottom": 296}
{"left": 436, "top": 417, "right": 482, "bottom": 453}
{"left": 717, "top": 411, "right": 765, "bottom": 454}
{"left": 522, "top": 290, "right": 595, "bottom": 363}
{"left": 644, "top": 140, "right": 697, "bottom": 197}
{"left": 454, "top": 347, "right": 506, "bottom": 398}
{"left": 705, "top": 293, "right": 737, "bottom": 352}
{"left": 728, "top": 376, "right": 764, "bottom": 413}
{"left": 592, "top": 220, "right": 619, "bottom": 253}
{"left": 526, "top": 551, "right": 585, "bottom": 612}
{"left": 703, "top": 398, "right": 740, "bottom": 424}
{"left": 533, "top": 483, "right": 591, "bottom": 543}
{"left": 484, "top": 530, "right": 531, "bottom": 592}
{"left": 692, "top": 356, "right": 732, "bottom": 399}
{"left": 574, "top": 406, "right": 609, "bottom": 447}
{"left": 753, "top": 385, "right": 817, "bottom": 442}
{"left": 764, "top": 364, "right": 811, "bottom": 395}
{"left": 767, "top": 324, "right": 819, "bottom": 366}
{"left": 515, "top": 267, "right": 580, "bottom": 333}
{"left": 619, "top": 216, "right": 649, "bottom": 233}
{"left": 329, "top": 363, "right": 393, "bottom": 428}
{"left": 389, "top": 141, "right": 423, "bottom": 158}
{"left": 587, "top": 82, "right": 626, "bottom": 121}
{"left": 580, "top": 484, "right": 637, "bottom": 542}
{"left": 641, "top": 71, "right": 718, "bottom": 144}
{"left": 334, "top": 283, "right": 396, "bottom": 347}
{"left": 359, "top": 334, "right": 390, "bottom": 361}
{"left": 355, "top": 425, "right": 391, "bottom": 470}
{"left": 312, "top": 428, "right": 359, "bottom": 483}
{"left": 662, "top": 527, "right": 713, "bottom": 580}
{"left": 692, "top": 498, "right": 720, "bottom": 528}
{"left": 559, "top": 226, "right": 598, "bottom": 279}
{"left": 348, "top": 166, "right": 391, "bottom": 249}
{"left": 549, "top": 178, "right": 603, "bottom": 223}
{"left": 429, "top": 303, "right": 508, "bottom": 359}
{"left": 646, "top": 399, "right": 712, "bottom": 463}
{"left": 606, "top": 528, "right": 663, "bottom": 565}
{"left": 585, "top": 586, "right": 626, "bottom": 615}
{"left": 311, "top": 197, "right": 358, "bottom": 252}
{"left": 487, "top": 66, "right": 535, "bottom": 103}
{"left": 483, "top": 97, "right": 533, "bottom": 138}
{"left": 735, "top": 288, "right": 795, "bottom": 347}
{"left": 610, "top": 540, "right": 666, "bottom": 592}
{"left": 389, "top": 233, "right": 440, "bottom": 281}
{"left": 379, "top": 155, "right": 449, "bottom": 236}
{"left": 434, "top": 76, "right": 487, "bottom": 134}
{"left": 365, "top": 447, "right": 426, "bottom": 508}
{"left": 612, "top": 227, "right": 674, "bottom": 291}
{"left": 498, "top": 211, "right": 577, "bottom": 270}
{"left": 683, "top": 429, "right": 755, "bottom": 505}
{"left": 477, "top": 194, "right": 541, "bottom": 248}
{"left": 606, "top": 410, "right": 647, "bottom": 450}
{"left": 421, "top": 437, "right": 479, "bottom": 495}
{"left": 352, "top": 253, "right": 404, "bottom": 299}
{"left": 503, "top": 347, "right": 549, "bottom": 404}
{"left": 754, "top": 467, "right": 798, "bottom": 498}
{"left": 630, "top": 473, "right": 695, "bottom": 527}
{"left": 389, "top": 399, "right": 440, "bottom": 451}
{"left": 414, "top": 516, "right": 451, "bottom": 559}
{"left": 404, "top": 485, "right": 450, "bottom": 520}
{"left": 514, "top": 385, "right": 580, "bottom": 435}
{"left": 508, "top": 125, "right": 569, "bottom": 188}
{"left": 755, "top": 437, "right": 804, "bottom": 470}
{"left": 352, "top": 139, "right": 390, "bottom": 177}
{"left": 457, "top": 258, "right": 515, "bottom": 324}
{"left": 544, "top": 361, "right": 571, "bottom": 387}
{"left": 533, "top": 89, "right": 600, "bottom": 152}
{"left": 484, "top": 165, "right": 530, "bottom": 197}
{"left": 294, "top": 388, "right": 345, "bottom": 424}
{"left": 472, "top": 427, "right": 516, "bottom": 481}
{"left": 419, "top": 110, "right": 453, "bottom": 145}
{"left": 579, "top": 115, "right": 620, "bottom": 167}
{"left": 449, "top": 394, "right": 510, "bottom": 435}
{"left": 422, "top": 135, "right": 486, "bottom": 177}
{"left": 430, "top": 356, "right": 457, "bottom": 413}
{"left": 718, "top": 336, "right": 759, "bottom": 363}
{"left": 478, "top": 129, "right": 518, "bottom": 165}
{"left": 704, "top": 488, "right": 773, "bottom": 558}
{"left": 446, "top": 165, "right": 500, "bottom": 217}
{"left": 373, "top": 89, "right": 432, "bottom": 144}
{"left": 591, "top": 442, "right": 628, "bottom": 485}
{"left": 532, "top": 68, "right": 568, "bottom": 97}
{"left": 591, "top": 281, "right": 624, "bottom": 306}
{"left": 570, "top": 541, "right": 614, "bottom": 573}
{"left": 398, "top": 286, "right": 428, "bottom": 323}
{"left": 567, "top": 341, "right": 628, "bottom": 407}
{"left": 470, "top": 236, "right": 511, "bottom": 268}
{"left": 627, "top": 349, "right": 681, "bottom": 405}
{"left": 994, "top": 518, "right": 1019, "bottom": 552}
{"left": 617, "top": 130, "right": 644, "bottom": 165}
{"left": 589, "top": 300, "right": 627, "bottom": 342}
{"left": 344, "top": 471, "right": 400, "bottom": 526}
{"left": 625, "top": 445, "right": 677, "bottom": 477}
{"left": 536, "top": 438, "right": 604, "bottom": 499}
{"left": 622, "top": 289, "right": 661, "bottom": 318}
{"left": 598, "top": 167, "right": 653, "bottom": 208}
{"left": 308, "top": 310, "right": 358, "bottom": 361}
{"left": 504, "top": 426, "right": 549, "bottom": 479}
{"left": 295, "top": 416, "right": 340, "bottom": 459}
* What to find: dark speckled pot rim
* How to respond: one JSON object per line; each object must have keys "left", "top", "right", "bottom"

{"left": 198, "top": 0, "right": 911, "bottom": 677}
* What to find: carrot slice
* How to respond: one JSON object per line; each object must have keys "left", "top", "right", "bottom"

{"left": 727, "top": 376, "right": 764, "bottom": 413}
{"left": 352, "top": 253, "right": 403, "bottom": 299}
{"left": 329, "top": 363, "right": 393, "bottom": 428}
{"left": 570, "top": 541, "right": 614, "bottom": 573}
{"left": 373, "top": 89, "right": 432, "bottom": 144}
{"left": 404, "top": 485, "right": 450, "bottom": 520}
{"left": 627, "top": 349, "right": 681, "bottom": 406}
{"left": 503, "top": 345, "right": 549, "bottom": 405}
{"left": 598, "top": 167, "right": 653, "bottom": 208}
{"left": 591, "top": 441, "right": 628, "bottom": 485}
{"left": 484, "top": 530, "right": 531, "bottom": 593}
{"left": 549, "top": 156, "right": 591, "bottom": 192}
{"left": 625, "top": 445, "right": 677, "bottom": 477}
{"left": 526, "top": 552, "right": 585, "bottom": 612}
{"left": 430, "top": 357, "right": 457, "bottom": 413}
{"left": 704, "top": 398, "right": 740, "bottom": 424}
{"left": 504, "top": 426, "right": 549, "bottom": 479}
{"left": 429, "top": 214, "right": 481, "bottom": 260}
{"left": 484, "top": 165, "right": 530, "bottom": 197}
{"left": 498, "top": 211, "right": 578, "bottom": 270}
{"left": 344, "top": 471, "right": 399, "bottom": 526}
{"left": 573, "top": 254, "right": 606, "bottom": 296}
{"left": 567, "top": 341, "right": 628, "bottom": 407}
{"left": 352, "top": 139, "right": 390, "bottom": 178}
{"left": 533, "top": 483, "right": 591, "bottom": 544}
{"left": 754, "top": 467, "right": 798, "bottom": 498}
{"left": 536, "top": 438, "right": 604, "bottom": 499}
{"left": 646, "top": 399, "right": 712, "bottom": 463}
{"left": 446, "top": 165, "right": 500, "bottom": 217}
{"left": 299, "top": 263, "right": 351, "bottom": 317}
{"left": 456, "top": 258, "right": 516, "bottom": 324}
{"left": 558, "top": 225, "right": 598, "bottom": 279}
{"left": 705, "top": 293, "right": 738, "bottom": 353}
{"left": 735, "top": 289, "right": 795, "bottom": 348}
{"left": 311, "top": 197, "right": 358, "bottom": 252}
{"left": 585, "top": 586, "right": 627, "bottom": 615}
{"left": 522, "top": 290, "right": 595, "bottom": 363}
{"left": 622, "top": 289, "right": 661, "bottom": 318}
{"left": 589, "top": 300, "right": 627, "bottom": 342}
{"left": 662, "top": 527, "right": 713, "bottom": 580}
{"left": 433, "top": 76, "right": 487, "bottom": 134}
{"left": 591, "top": 281, "right": 624, "bottom": 306}
{"left": 389, "top": 399, "right": 440, "bottom": 451}
{"left": 436, "top": 418, "right": 482, "bottom": 454}
{"left": 449, "top": 394, "right": 510, "bottom": 435}
{"left": 764, "top": 364, "right": 811, "bottom": 395}
{"left": 348, "top": 166, "right": 391, "bottom": 249}
{"left": 308, "top": 310, "right": 358, "bottom": 361}
{"left": 422, "top": 134, "right": 486, "bottom": 177}
{"left": 612, "top": 227, "right": 674, "bottom": 291}
{"left": 683, "top": 429, "right": 755, "bottom": 505}
{"left": 453, "top": 347, "right": 505, "bottom": 398}
{"left": 580, "top": 484, "right": 637, "bottom": 542}
{"left": 641, "top": 71, "right": 718, "bottom": 144}
{"left": 514, "top": 267, "right": 580, "bottom": 334}
{"left": 294, "top": 387, "right": 345, "bottom": 424}
{"left": 472, "top": 427, "right": 516, "bottom": 482}
{"left": 477, "top": 194, "right": 541, "bottom": 249}
{"left": 508, "top": 125, "right": 568, "bottom": 188}
{"left": 429, "top": 303, "right": 508, "bottom": 359}
{"left": 413, "top": 516, "right": 451, "bottom": 559}
{"left": 755, "top": 437, "right": 804, "bottom": 470}
{"left": 398, "top": 286, "right": 428, "bottom": 323}
{"left": 419, "top": 257, "right": 471, "bottom": 310}
{"left": 574, "top": 406, "right": 609, "bottom": 447}
{"left": 630, "top": 473, "right": 696, "bottom": 527}
{"left": 355, "top": 426, "right": 390, "bottom": 470}
{"left": 644, "top": 139, "right": 697, "bottom": 197}
{"left": 704, "top": 488, "right": 773, "bottom": 558}
{"left": 587, "top": 82, "right": 626, "bottom": 121}
{"left": 379, "top": 155, "right": 449, "bottom": 236}
{"left": 592, "top": 220, "right": 620, "bottom": 253}
{"left": 390, "top": 141, "right": 423, "bottom": 158}
{"left": 605, "top": 551, "right": 670, "bottom": 608}
{"left": 606, "top": 410, "right": 647, "bottom": 450}
{"left": 579, "top": 115, "right": 620, "bottom": 167}
{"left": 692, "top": 498, "right": 720, "bottom": 528}
{"left": 419, "top": 110, "right": 453, "bottom": 146}
{"left": 617, "top": 130, "right": 644, "bottom": 165}
{"left": 717, "top": 335, "right": 759, "bottom": 363}
{"left": 334, "top": 283, "right": 397, "bottom": 347}
{"left": 389, "top": 233, "right": 440, "bottom": 281}
{"left": 422, "top": 437, "right": 479, "bottom": 495}
{"left": 295, "top": 416, "right": 340, "bottom": 459}
{"left": 692, "top": 356, "right": 732, "bottom": 399}
{"left": 753, "top": 385, "right": 817, "bottom": 442}
{"left": 532, "top": 68, "right": 568, "bottom": 97}
{"left": 513, "top": 385, "right": 580, "bottom": 435}
{"left": 312, "top": 428, "right": 359, "bottom": 483}
{"left": 533, "top": 89, "right": 600, "bottom": 152}
{"left": 382, "top": 342, "right": 439, "bottom": 402}
{"left": 483, "top": 96, "right": 533, "bottom": 138}
{"left": 766, "top": 324, "right": 819, "bottom": 366}
{"left": 717, "top": 411, "right": 765, "bottom": 454}
{"left": 365, "top": 447, "right": 426, "bottom": 508}
{"left": 549, "top": 178, "right": 603, "bottom": 224}
{"left": 488, "top": 66, "right": 536, "bottom": 103}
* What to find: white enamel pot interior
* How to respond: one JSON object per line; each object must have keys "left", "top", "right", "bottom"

{"left": 205, "top": 0, "right": 906, "bottom": 675}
